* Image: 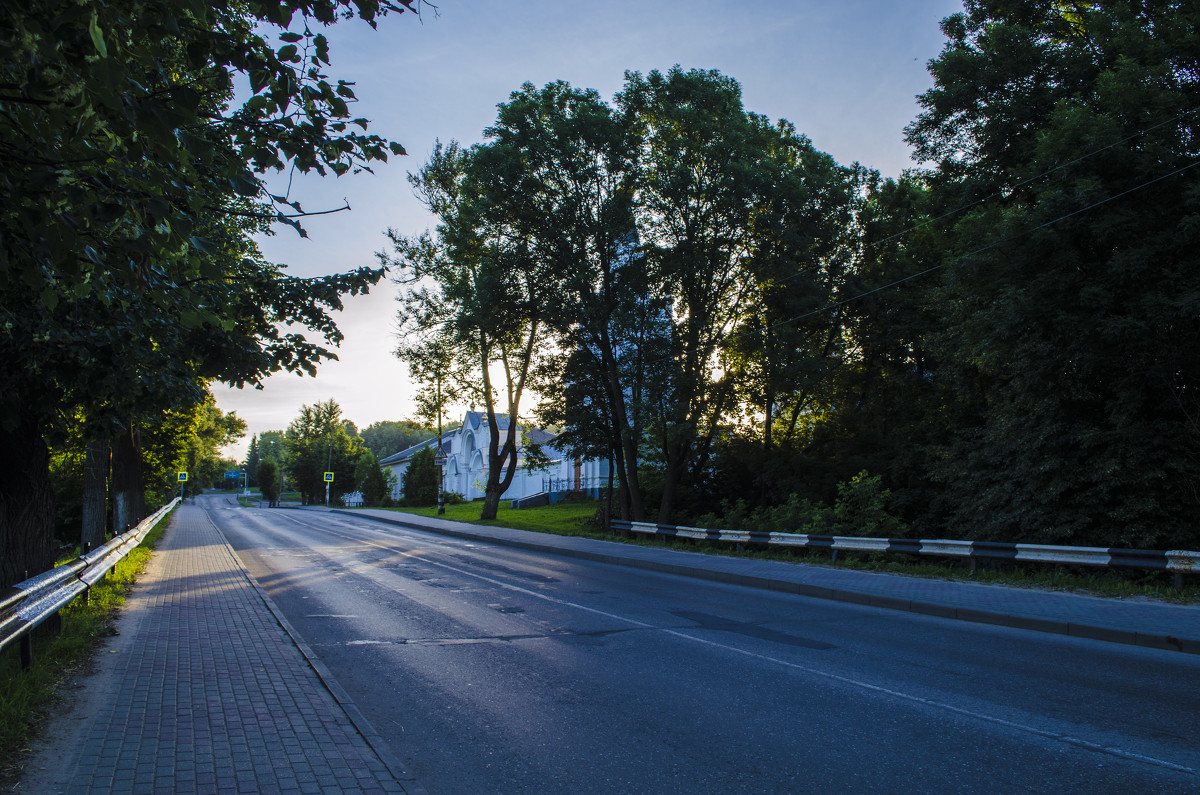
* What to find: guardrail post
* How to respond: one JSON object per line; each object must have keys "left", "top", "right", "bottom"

{"left": 1176, "top": 572, "right": 1185, "bottom": 591}
{"left": 830, "top": 549, "right": 838, "bottom": 564}
{"left": 969, "top": 555, "right": 977, "bottom": 577}
{"left": 83, "top": 542, "right": 92, "bottom": 605}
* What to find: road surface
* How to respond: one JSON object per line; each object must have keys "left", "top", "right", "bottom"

{"left": 204, "top": 495, "right": 1200, "bottom": 793}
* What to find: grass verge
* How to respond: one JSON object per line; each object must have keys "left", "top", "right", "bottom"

{"left": 0, "top": 507, "right": 175, "bottom": 786}
{"left": 379, "top": 500, "right": 1199, "bottom": 603}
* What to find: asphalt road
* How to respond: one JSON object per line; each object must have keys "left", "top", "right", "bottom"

{"left": 204, "top": 496, "right": 1200, "bottom": 793}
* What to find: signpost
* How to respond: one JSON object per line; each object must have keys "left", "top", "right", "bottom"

{"left": 178, "top": 471, "right": 187, "bottom": 502}
{"left": 324, "top": 471, "right": 333, "bottom": 506}
{"left": 433, "top": 447, "right": 447, "bottom": 516}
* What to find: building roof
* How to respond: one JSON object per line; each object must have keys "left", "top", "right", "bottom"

{"left": 378, "top": 436, "right": 440, "bottom": 466}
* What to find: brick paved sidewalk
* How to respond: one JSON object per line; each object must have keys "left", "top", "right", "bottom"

{"left": 321, "top": 506, "right": 1200, "bottom": 656}
{"left": 18, "top": 503, "right": 410, "bottom": 795}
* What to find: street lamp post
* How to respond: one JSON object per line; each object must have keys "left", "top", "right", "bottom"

{"left": 435, "top": 374, "right": 445, "bottom": 515}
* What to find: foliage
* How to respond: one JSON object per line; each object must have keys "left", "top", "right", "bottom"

{"left": 244, "top": 437, "right": 261, "bottom": 485}
{"left": 693, "top": 471, "right": 904, "bottom": 538}
{"left": 832, "top": 471, "right": 906, "bottom": 538}
{"left": 906, "top": 0, "right": 1200, "bottom": 548}
{"left": 386, "top": 139, "right": 554, "bottom": 519}
{"left": 401, "top": 447, "right": 439, "bottom": 507}
{"left": 355, "top": 449, "right": 390, "bottom": 506}
{"left": 0, "top": 0, "right": 418, "bottom": 587}
{"left": 258, "top": 458, "right": 281, "bottom": 506}
{"left": 360, "top": 420, "right": 436, "bottom": 460}
{"left": 284, "top": 399, "right": 366, "bottom": 504}
{"left": 46, "top": 392, "right": 242, "bottom": 544}
{"left": 380, "top": 3, "right": 1200, "bottom": 551}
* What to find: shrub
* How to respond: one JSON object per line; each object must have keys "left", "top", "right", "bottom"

{"left": 402, "top": 447, "right": 438, "bottom": 506}
{"left": 833, "top": 471, "right": 906, "bottom": 537}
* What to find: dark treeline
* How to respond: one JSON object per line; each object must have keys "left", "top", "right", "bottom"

{"left": 388, "top": 1, "right": 1199, "bottom": 549}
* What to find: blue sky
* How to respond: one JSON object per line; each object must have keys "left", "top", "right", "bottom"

{"left": 212, "top": 0, "right": 965, "bottom": 457}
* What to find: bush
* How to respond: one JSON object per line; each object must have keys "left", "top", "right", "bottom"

{"left": 401, "top": 447, "right": 438, "bottom": 506}
{"left": 833, "top": 471, "right": 906, "bottom": 537}
{"left": 357, "top": 451, "right": 390, "bottom": 506}
{"left": 692, "top": 472, "right": 904, "bottom": 538}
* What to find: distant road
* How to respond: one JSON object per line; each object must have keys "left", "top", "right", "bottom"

{"left": 204, "top": 496, "right": 1200, "bottom": 793}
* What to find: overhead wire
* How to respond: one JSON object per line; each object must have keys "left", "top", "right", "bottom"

{"left": 771, "top": 155, "right": 1200, "bottom": 329}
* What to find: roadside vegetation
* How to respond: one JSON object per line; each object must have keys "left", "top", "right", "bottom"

{"left": 381, "top": 500, "right": 1199, "bottom": 604}
{"left": 386, "top": 3, "right": 1200, "bottom": 553}
{"left": 0, "top": 511, "right": 173, "bottom": 786}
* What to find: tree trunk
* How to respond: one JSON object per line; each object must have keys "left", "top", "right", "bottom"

{"left": 111, "top": 426, "right": 144, "bottom": 536}
{"left": 81, "top": 438, "right": 109, "bottom": 550}
{"left": 0, "top": 411, "right": 55, "bottom": 589}
{"left": 656, "top": 441, "right": 687, "bottom": 525}
{"left": 600, "top": 332, "right": 646, "bottom": 521}
{"left": 480, "top": 489, "right": 503, "bottom": 520}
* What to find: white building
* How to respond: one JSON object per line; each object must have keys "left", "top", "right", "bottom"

{"left": 380, "top": 411, "right": 610, "bottom": 506}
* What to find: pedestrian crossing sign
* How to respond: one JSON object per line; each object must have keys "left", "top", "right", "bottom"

{"left": 178, "top": 472, "right": 188, "bottom": 482}
{"left": 324, "top": 472, "right": 334, "bottom": 482}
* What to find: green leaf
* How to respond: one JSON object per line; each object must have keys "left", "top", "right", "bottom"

{"left": 88, "top": 13, "right": 108, "bottom": 58}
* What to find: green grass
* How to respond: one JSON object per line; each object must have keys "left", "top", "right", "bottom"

{"left": 0, "top": 508, "right": 174, "bottom": 785}
{"left": 379, "top": 499, "right": 610, "bottom": 536}
{"left": 379, "top": 500, "right": 1199, "bottom": 603}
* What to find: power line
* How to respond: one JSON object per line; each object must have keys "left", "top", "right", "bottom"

{"left": 767, "top": 108, "right": 1196, "bottom": 293}
{"left": 771, "top": 156, "right": 1200, "bottom": 330}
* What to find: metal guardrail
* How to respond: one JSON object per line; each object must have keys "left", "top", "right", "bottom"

{"left": 610, "top": 520, "right": 1200, "bottom": 588}
{"left": 542, "top": 476, "right": 609, "bottom": 495}
{"left": 0, "top": 498, "right": 179, "bottom": 666}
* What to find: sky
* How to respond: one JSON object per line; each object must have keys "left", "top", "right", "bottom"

{"left": 211, "top": 0, "right": 966, "bottom": 459}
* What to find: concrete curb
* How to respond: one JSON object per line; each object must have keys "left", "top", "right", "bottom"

{"left": 315, "top": 507, "right": 1200, "bottom": 656}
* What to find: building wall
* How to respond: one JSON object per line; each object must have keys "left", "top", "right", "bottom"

{"left": 382, "top": 412, "right": 610, "bottom": 504}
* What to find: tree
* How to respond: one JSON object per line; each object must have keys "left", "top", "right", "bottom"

{"left": 617, "top": 68, "right": 785, "bottom": 523}
{"left": 402, "top": 447, "right": 439, "bottom": 506}
{"left": 387, "top": 140, "right": 555, "bottom": 520}
{"left": 257, "top": 431, "right": 289, "bottom": 472}
{"left": 360, "top": 420, "right": 436, "bottom": 460}
{"left": 284, "top": 399, "right": 365, "bottom": 505}
{"left": 906, "top": 0, "right": 1200, "bottom": 547}
{"left": 180, "top": 396, "right": 248, "bottom": 498}
{"left": 355, "top": 449, "right": 389, "bottom": 505}
{"left": 245, "top": 436, "right": 261, "bottom": 486}
{"left": 471, "top": 81, "right": 657, "bottom": 522}
{"left": 0, "top": 0, "right": 420, "bottom": 586}
{"left": 258, "top": 459, "right": 282, "bottom": 507}
{"left": 48, "top": 389, "right": 245, "bottom": 549}
{"left": 719, "top": 115, "right": 859, "bottom": 507}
